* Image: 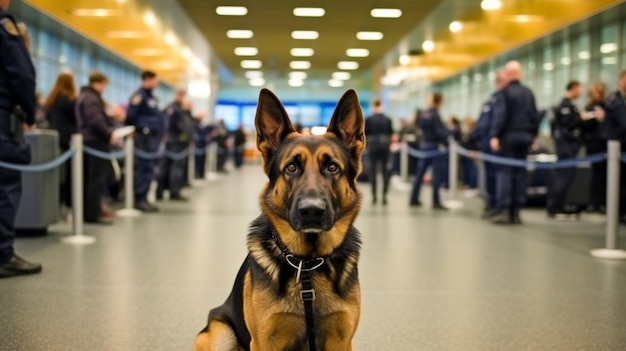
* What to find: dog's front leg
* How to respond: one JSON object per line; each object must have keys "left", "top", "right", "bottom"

{"left": 250, "top": 313, "right": 305, "bottom": 351}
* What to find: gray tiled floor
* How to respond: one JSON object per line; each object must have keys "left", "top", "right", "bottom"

{"left": 2, "top": 165, "right": 626, "bottom": 350}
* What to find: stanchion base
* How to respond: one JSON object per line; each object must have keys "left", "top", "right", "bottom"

{"left": 590, "top": 249, "right": 626, "bottom": 260}
{"left": 443, "top": 200, "right": 464, "bottom": 209}
{"left": 205, "top": 172, "right": 220, "bottom": 181}
{"left": 61, "top": 235, "right": 96, "bottom": 245}
{"left": 116, "top": 208, "right": 142, "bottom": 217}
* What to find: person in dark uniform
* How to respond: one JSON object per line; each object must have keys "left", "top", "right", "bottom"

{"left": 490, "top": 61, "right": 541, "bottom": 224}
{"left": 75, "top": 72, "right": 117, "bottom": 225}
{"left": 125, "top": 71, "right": 165, "bottom": 212}
{"left": 213, "top": 119, "right": 229, "bottom": 173}
{"left": 582, "top": 82, "right": 607, "bottom": 213}
{"left": 364, "top": 99, "right": 393, "bottom": 205}
{"left": 0, "top": 0, "right": 41, "bottom": 278}
{"left": 604, "top": 70, "right": 626, "bottom": 223}
{"left": 547, "top": 81, "right": 585, "bottom": 217}
{"left": 471, "top": 69, "right": 507, "bottom": 218}
{"left": 233, "top": 123, "right": 247, "bottom": 169}
{"left": 193, "top": 111, "right": 208, "bottom": 179}
{"left": 409, "top": 93, "right": 450, "bottom": 210}
{"left": 157, "top": 89, "right": 190, "bottom": 201}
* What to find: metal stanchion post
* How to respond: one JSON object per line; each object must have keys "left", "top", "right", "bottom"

{"left": 116, "top": 136, "right": 141, "bottom": 217}
{"left": 400, "top": 141, "right": 409, "bottom": 183}
{"left": 61, "top": 134, "right": 95, "bottom": 245}
{"left": 591, "top": 140, "right": 626, "bottom": 259}
{"left": 445, "top": 139, "right": 463, "bottom": 209}
{"left": 206, "top": 143, "right": 219, "bottom": 181}
{"left": 188, "top": 144, "right": 196, "bottom": 186}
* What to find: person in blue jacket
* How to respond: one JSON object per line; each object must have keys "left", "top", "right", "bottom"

{"left": 604, "top": 70, "right": 626, "bottom": 223}
{"left": 409, "top": 93, "right": 450, "bottom": 210}
{"left": 0, "top": 0, "right": 41, "bottom": 278}
{"left": 125, "top": 71, "right": 165, "bottom": 212}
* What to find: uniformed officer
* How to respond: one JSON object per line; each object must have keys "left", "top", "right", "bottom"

{"left": 547, "top": 81, "right": 584, "bottom": 217}
{"left": 490, "top": 61, "right": 541, "bottom": 224}
{"left": 364, "top": 99, "right": 394, "bottom": 205}
{"left": 409, "top": 93, "right": 450, "bottom": 210}
{"left": 0, "top": 0, "right": 41, "bottom": 278}
{"left": 470, "top": 69, "right": 507, "bottom": 218}
{"left": 125, "top": 71, "right": 165, "bottom": 212}
{"left": 581, "top": 82, "right": 607, "bottom": 213}
{"left": 157, "top": 89, "right": 190, "bottom": 201}
{"left": 604, "top": 70, "right": 626, "bottom": 223}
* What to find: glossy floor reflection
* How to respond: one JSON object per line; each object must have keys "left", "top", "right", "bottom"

{"left": 2, "top": 165, "right": 626, "bottom": 350}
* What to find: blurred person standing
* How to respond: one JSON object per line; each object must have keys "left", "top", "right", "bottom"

{"left": 471, "top": 70, "right": 508, "bottom": 218}
{"left": 364, "top": 99, "right": 393, "bottom": 205}
{"left": 0, "top": 0, "right": 41, "bottom": 278}
{"left": 409, "top": 93, "right": 450, "bottom": 210}
{"left": 490, "top": 61, "right": 541, "bottom": 224}
{"left": 75, "top": 72, "right": 117, "bottom": 224}
{"left": 125, "top": 71, "right": 164, "bottom": 212}
{"left": 233, "top": 123, "right": 247, "bottom": 169}
{"left": 214, "top": 119, "right": 229, "bottom": 173}
{"left": 157, "top": 89, "right": 190, "bottom": 201}
{"left": 460, "top": 117, "right": 478, "bottom": 193}
{"left": 193, "top": 111, "right": 208, "bottom": 179}
{"left": 547, "top": 81, "right": 585, "bottom": 217}
{"left": 582, "top": 83, "right": 607, "bottom": 213}
{"left": 603, "top": 70, "right": 626, "bottom": 223}
{"left": 44, "top": 71, "right": 77, "bottom": 210}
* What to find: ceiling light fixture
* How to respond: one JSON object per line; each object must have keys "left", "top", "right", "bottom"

{"left": 289, "top": 72, "right": 308, "bottom": 80}
{"left": 291, "top": 31, "right": 319, "bottom": 40}
{"left": 560, "top": 57, "right": 571, "bottom": 65}
{"left": 601, "top": 43, "right": 618, "bottom": 54}
{"left": 578, "top": 51, "right": 590, "bottom": 60}
{"left": 290, "top": 61, "right": 311, "bottom": 69}
{"left": 289, "top": 79, "right": 305, "bottom": 87}
{"left": 370, "top": 8, "right": 402, "bottom": 18}
{"left": 346, "top": 48, "right": 370, "bottom": 57}
{"left": 356, "top": 31, "right": 384, "bottom": 40}
{"left": 481, "top": 0, "right": 502, "bottom": 11}
{"left": 106, "top": 31, "right": 150, "bottom": 38}
{"left": 332, "top": 72, "right": 351, "bottom": 80}
{"left": 182, "top": 47, "right": 192, "bottom": 59}
{"left": 133, "top": 48, "right": 167, "bottom": 56}
{"left": 165, "top": 32, "right": 177, "bottom": 45}
{"left": 249, "top": 78, "right": 266, "bottom": 87}
{"left": 290, "top": 48, "right": 314, "bottom": 57}
{"left": 234, "top": 47, "right": 259, "bottom": 56}
{"left": 216, "top": 6, "right": 248, "bottom": 16}
{"left": 293, "top": 7, "right": 325, "bottom": 17}
{"left": 422, "top": 40, "right": 435, "bottom": 52}
{"left": 543, "top": 62, "right": 554, "bottom": 71}
{"left": 143, "top": 11, "right": 156, "bottom": 26}
{"left": 241, "top": 60, "right": 262, "bottom": 69}
{"left": 70, "top": 8, "right": 122, "bottom": 17}
{"left": 245, "top": 71, "right": 263, "bottom": 79}
{"left": 399, "top": 54, "right": 410, "bottom": 65}
{"left": 338, "top": 61, "right": 359, "bottom": 70}
{"left": 328, "top": 79, "right": 344, "bottom": 87}
{"left": 449, "top": 21, "right": 463, "bottom": 33}
{"left": 227, "top": 30, "right": 254, "bottom": 39}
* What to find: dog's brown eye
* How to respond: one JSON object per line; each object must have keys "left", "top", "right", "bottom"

{"left": 327, "top": 163, "right": 339, "bottom": 173}
{"left": 285, "top": 163, "right": 298, "bottom": 174}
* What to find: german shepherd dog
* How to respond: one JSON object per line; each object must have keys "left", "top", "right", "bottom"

{"left": 193, "top": 88, "right": 365, "bottom": 351}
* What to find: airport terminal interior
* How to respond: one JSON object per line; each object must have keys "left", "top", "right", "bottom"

{"left": 2, "top": 0, "right": 626, "bottom": 350}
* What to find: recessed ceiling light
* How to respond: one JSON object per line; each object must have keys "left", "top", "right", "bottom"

{"left": 338, "top": 61, "right": 359, "bottom": 70}
{"left": 601, "top": 43, "right": 617, "bottom": 54}
{"left": 249, "top": 77, "right": 266, "bottom": 87}
{"left": 560, "top": 57, "right": 571, "bottom": 65}
{"left": 182, "top": 47, "right": 192, "bottom": 59}
{"left": 422, "top": 40, "right": 435, "bottom": 52}
{"left": 234, "top": 47, "right": 258, "bottom": 56}
{"left": 241, "top": 60, "right": 262, "bottom": 69}
{"left": 399, "top": 54, "right": 410, "bottom": 65}
{"left": 291, "top": 31, "right": 319, "bottom": 40}
{"left": 481, "top": 0, "right": 502, "bottom": 11}
{"left": 370, "top": 8, "right": 402, "bottom": 18}
{"left": 346, "top": 48, "right": 369, "bottom": 57}
{"left": 289, "top": 79, "right": 305, "bottom": 87}
{"left": 289, "top": 71, "right": 308, "bottom": 80}
{"left": 245, "top": 71, "right": 263, "bottom": 79}
{"left": 165, "top": 32, "right": 177, "bottom": 45}
{"left": 356, "top": 31, "right": 383, "bottom": 40}
{"left": 290, "top": 61, "right": 311, "bottom": 69}
{"left": 290, "top": 48, "right": 314, "bottom": 57}
{"left": 329, "top": 79, "right": 344, "bottom": 87}
{"left": 70, "top": 8, "right": 122, "bottom": 17}
{"left": 578, "top": 51, "right": 590, "bottom": 60}
{"left": 227, "top": 30, "right": 254, "bottom": 39}
{"left": 143, "top": 11, "right": 156, "bottom": 26}
{"left": 293, "top": 7, "right": 325, "bottom": 17}
{"left": 543, "top": 62, "right": 554, "bottom": 71}
{"left": 449, "top": 21, "right": 463, "bottom": 33}
{"left": 133, "top": 48, "right": 167, "bottom": 56}
{"left": 332, "top": 72, "right": 351, "bottom": 80}
{"left": 216, "top": 6, "right": 248, "bottom": 16}
{"left": 106, "top": 31, "right": 151, "bottom": 38}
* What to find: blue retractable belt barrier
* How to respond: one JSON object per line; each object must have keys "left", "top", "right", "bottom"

{"left": 194, "top": 148, "right": 206, "bottom": 156}
{"left": 0, "top": 148, "right": 74, "bottom": 172}
{"left": 406, "top": 146, "right": 449, "bottom": 159}
{"left": 83, "top": 146, "right": 126, "bottom": 160}
{"left": 134, "top": 148, "right": 162, "bottom": 160}
{"left": 455, "top": 145, "right": 606, "bottom": 169}
{"left": 163, "top": 149, "right": 189, "bottom": 161}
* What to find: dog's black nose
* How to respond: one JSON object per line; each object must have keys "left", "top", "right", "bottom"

{"left": 298, "top": 198, "right": 326, "bottom": 221}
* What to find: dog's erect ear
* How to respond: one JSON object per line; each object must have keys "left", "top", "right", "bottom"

{"left": 255, "top": 88, "right": 296, "bottom": 162}
{"left": 326, "top": 89, "right": 365, "bottom": 155}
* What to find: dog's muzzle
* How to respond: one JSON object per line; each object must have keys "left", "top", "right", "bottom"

{"left": 291, "top": 197, "right": 333, "bottom": 233}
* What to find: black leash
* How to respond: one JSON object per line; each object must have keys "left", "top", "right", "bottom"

{"left": 272, "top": 230, "right": 325, "bottom": 351}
